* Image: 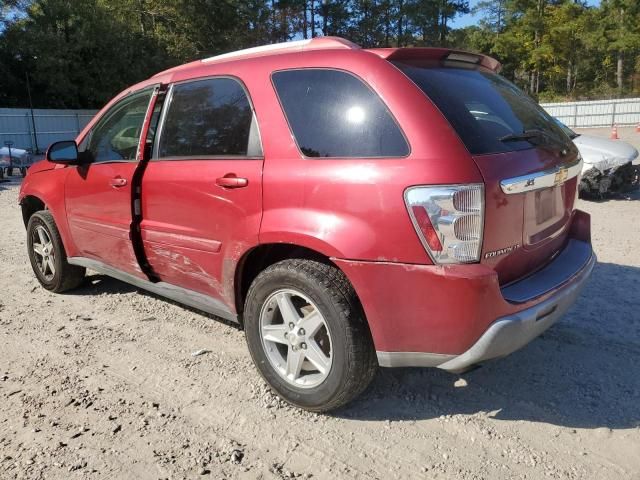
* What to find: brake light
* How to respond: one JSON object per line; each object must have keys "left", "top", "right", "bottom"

{"left": 405, "top": 184, "right": 484, "bottom": 264}
{"left": 410, "top": 205, "right": 443, "bottom": 252}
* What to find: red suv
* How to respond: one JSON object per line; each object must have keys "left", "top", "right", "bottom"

{"left": 19, "top": 37, "right": 595, "bottom": 411}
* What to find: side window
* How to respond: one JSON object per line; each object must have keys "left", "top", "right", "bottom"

{"left": 80, "top": 90, "right": 153, "bottom": 163}
{"left": 157, "top": 77, "right": 260, "bottom": 158}
{"left": 272, "top": 69, "right": 409, "bottom": 158}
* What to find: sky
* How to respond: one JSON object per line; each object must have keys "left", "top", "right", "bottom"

{"left": 450, "top": 0, "right": 601, "bottom": 29}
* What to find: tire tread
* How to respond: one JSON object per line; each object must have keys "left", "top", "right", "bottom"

{"left": 28, "top": 210, "right": 85, "bottom": 293}
{"left": 246, "top": 259, "right": 377, "bottom": 412}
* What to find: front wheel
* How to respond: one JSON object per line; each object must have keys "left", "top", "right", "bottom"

{"left": 244, "top": 259, "right": 377, "bottom": 412}
{"left": 27, "top": 211, "right": 86, "bottom": 293}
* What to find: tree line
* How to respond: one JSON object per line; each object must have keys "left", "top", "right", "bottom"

{"left": 0, "top": 0, "right": 639, "bottom": 109}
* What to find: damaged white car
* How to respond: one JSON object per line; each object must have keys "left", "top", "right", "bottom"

{"left": 555, "top": 119, "right": 639, "bottom": 196}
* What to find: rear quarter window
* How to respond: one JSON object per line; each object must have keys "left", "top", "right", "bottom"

{"left": 272, "top": 69, "right": 409, "bottom": 158}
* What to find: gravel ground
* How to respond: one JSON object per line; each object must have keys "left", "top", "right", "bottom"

{"left": 1, "top": 150, "right": 639, "bottom": 479}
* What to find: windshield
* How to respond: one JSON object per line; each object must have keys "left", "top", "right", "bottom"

{"left": 393, "top": 60, "right": 572, "bottom": 155}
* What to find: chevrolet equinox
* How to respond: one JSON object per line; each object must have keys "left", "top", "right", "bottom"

{"left": 19, "top": 37, "right": 595, "bottom": 412}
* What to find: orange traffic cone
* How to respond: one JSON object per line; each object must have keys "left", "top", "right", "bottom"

{"left": 610, "top": 124, "right": 619, "bottom": 140}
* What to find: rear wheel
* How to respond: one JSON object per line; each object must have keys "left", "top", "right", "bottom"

{"left": 27, "top": 211, "right": 85, "bottom": 292}
{"left": 244, "top": 259, "right": 377, "bottom": 412}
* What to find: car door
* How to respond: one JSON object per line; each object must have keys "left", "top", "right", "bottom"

{"left": 65, "top": 88, "right": 155, "bottom": 277}
{"left": 140, "top": 76, "right": 263, "bottom": 306}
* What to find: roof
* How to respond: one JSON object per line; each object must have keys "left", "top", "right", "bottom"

{"left": 152, "top": 37, "right": 501, "bottom": 78}
{"left": 152, "top": 37, "right": 360, "bottom": 78}
{"left": 202, "top": 36, "right": 359, "bottom": 64}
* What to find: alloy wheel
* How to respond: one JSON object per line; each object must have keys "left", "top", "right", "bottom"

{"left": 32, "top": 225, "right": 56, "bottom": 281}
{"left": 259, "top": 288, "right": 333, "bottom": 389}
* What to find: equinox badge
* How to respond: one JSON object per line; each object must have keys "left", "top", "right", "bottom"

{"left": 484, "top": 244, "right": 521, "bottom": 259}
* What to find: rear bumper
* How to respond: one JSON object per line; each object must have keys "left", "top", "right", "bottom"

{"left": 334, "top": 210, "right": 594, "bottom": 369}
{"left": 379, "top": 248, "right": 595, "bottom": 371}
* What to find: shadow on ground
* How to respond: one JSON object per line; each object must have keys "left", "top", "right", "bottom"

{"left": 74, "top": 274, "right": 138, "bottom": 295}
{"left": 63, "top": 253, "right": 640, "bottom": 430}
{"left": 70, "top": 273, "right": 241, "bottom": 328}
{"left": 580, "top": 186, "right": 640, "bottom": 202}
{"left": 0, "top": 177, "right": 19, "bottom": 191}
{"left": 0, "top": 174, "right": 28, "bottom": 193}
{"left": 338, "top": 261, "right": 640, "bottom": 430}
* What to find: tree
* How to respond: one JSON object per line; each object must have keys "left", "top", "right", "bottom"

{"left": 597, "top": 0, "right": 640, "bottom": 93}
{"left": 1, "top": 0, "right": 639, "bottom": 108}
{"left": 473, "top": 0, "right": 508, "bottom": 34}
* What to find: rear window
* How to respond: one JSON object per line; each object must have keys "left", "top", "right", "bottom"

{"left": 393, "top": 61, "right": 570, "bottom": 155}
{"left": 272, "top": 69, "right": 409, "bottom": 158}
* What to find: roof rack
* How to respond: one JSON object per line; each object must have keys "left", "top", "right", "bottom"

{"left": 201, "top": 36, "right": 360, "bottom": 64}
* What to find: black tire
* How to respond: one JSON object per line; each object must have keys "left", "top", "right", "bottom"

{"left": 244, "top": 259, "right": 377, "bottom": 412}
{"left": 6, "top": 167, "right": 12, "bottom": 177}
{"left": 20, "top": 167, "right": 27, "bottom": 177}
{"left": 27, "top": 211, "right": 86, "bottom": 293}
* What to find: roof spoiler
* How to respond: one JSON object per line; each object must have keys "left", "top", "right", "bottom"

{"left": 368, "top": 47, "right": 501, "bottom": 73}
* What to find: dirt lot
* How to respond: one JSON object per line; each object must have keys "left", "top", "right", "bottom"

{"left": 1, "top": 138, "right": 640, "bottom": 479}
{"left": 576, "top": 125, "right": 640, "bottom": 149}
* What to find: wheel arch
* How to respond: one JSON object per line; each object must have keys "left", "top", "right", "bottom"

{"left": 234, "top": 243, "right": 367, "bottom": 328}
{"left": 20, "top": 195, "right": 46, "bottom": 227}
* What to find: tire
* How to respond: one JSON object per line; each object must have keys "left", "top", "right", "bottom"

{"left": 20, "top": 167, "right": 27, "bottom": 178}
{"left": 244, "top": 259, "right": 377, "bottom": 412}
{"left": 6, "top": 167, "right": 12, "bottom": 177}
{"left": 27, "top": 211, "right": 86, "bottom": 293}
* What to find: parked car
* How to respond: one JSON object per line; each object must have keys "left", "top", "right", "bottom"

{"left": 553, "top": 118, "right": 639, "bottom": 196}
{"left": 0, "top": 146, "right": 32, "bottom": 178}
{"left": 19, "top": 37, "right": 595, "bottom": 412}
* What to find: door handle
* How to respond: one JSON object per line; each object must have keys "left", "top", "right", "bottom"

{"left": 110, "top": 177, "right": 127, "bottom": 188}
{"left": 216, "top": 174, "right": 248, "bottom": 189}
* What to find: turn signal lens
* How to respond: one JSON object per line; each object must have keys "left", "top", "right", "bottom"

{"left": 410, "top": 205, "right": 443, "bottom": 252}
{"left": 405, "top": 184, "right": 484, "bottom": 264}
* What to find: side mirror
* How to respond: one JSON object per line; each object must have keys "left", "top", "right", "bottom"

{"left": 46, "top": 141, "right": 79, "bottom": 164}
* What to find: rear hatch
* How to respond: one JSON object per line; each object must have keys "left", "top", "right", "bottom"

{"left": 393, "top": 58, "right": 580, "bottom": 285}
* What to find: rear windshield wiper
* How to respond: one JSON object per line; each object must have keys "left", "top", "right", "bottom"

{"left": 499, "top": 130, "right": 546, "bottom": 143}
{"left": 500, "top": 129, "right": 573, "bottom": 157}
{"left": 500, "top": 129, "right": 570, "bottom": 150}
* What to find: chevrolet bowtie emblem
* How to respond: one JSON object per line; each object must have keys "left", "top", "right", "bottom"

{"left": 554, "top": 167, "right": 568, "bottom": 186}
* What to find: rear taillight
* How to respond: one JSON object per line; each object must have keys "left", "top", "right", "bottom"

{"left": 405, "top": 184, "right": 484, "bottom": 264}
